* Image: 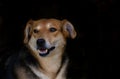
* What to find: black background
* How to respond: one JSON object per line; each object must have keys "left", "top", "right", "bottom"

{"left": 0, "top": 0, "right": 116, "bottom": 79}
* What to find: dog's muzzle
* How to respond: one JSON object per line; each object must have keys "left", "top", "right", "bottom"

{"left": 37, "top": 39, "right": 55, "bottom": 57}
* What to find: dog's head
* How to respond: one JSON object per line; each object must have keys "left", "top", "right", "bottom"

{"left": 24, "top": 19, "right": 77, "bottom": 57}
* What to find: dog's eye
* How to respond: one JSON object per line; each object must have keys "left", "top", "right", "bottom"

{"left": 49, "top": 28, "right": 57, "bottom": 32}
{"left": 33, "top": 29, "right": 39, "bottom": 33}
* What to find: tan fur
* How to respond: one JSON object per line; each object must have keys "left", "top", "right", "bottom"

{"left": 22, "top": 18, "right": 77, "bottom": 79}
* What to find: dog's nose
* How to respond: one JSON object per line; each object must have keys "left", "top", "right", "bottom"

{"left": 37, "top": 39, "right": 45, "bottom": 46}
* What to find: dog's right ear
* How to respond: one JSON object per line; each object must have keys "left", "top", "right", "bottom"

{"left": 24, "top": 19, "right": 33, "bottom": 44}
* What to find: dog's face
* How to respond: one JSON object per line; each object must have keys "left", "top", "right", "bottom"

{"left": 24, "top": 19, "right": 76, "bottom": 57}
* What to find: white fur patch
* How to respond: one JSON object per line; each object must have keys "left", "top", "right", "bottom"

{"left": 36, "top": 25, "right": 41, "bottom": 30}
{"left": 46, "top": 23, "right": 52, "bottom": 29}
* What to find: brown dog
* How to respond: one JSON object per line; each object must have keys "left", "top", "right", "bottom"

{"left": 6, "top": 18, "right": 77, "bottom": 79}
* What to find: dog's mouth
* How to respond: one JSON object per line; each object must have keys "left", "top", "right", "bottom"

{"left": 37, "top": 46, "right": 55, "bottom": 57}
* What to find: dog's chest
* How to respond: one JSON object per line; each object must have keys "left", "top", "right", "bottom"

{"left": 29, "top": 65, "right": 49, "bottom": 79}
{"left": 28, "top": 60, "right": 68, "bottom": 79}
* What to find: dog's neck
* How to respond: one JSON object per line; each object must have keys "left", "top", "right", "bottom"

{"left": 27, "top": 47, "right": 67, "bottom": 79}
{"left": 28, "top": 56, "right": 68, "bottom": 79}
{"left": 38, "top": 49, "right": 65, "bottom": 78}
{"left": 24, "top": 45, "right": 68, "bottom": 79}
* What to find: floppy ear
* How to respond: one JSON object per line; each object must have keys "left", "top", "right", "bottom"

{"left": 24, "top": 19, "right": 33, "bottom": 44}
{"left": 62, "top": 20, "right": 77, "bottom": 39}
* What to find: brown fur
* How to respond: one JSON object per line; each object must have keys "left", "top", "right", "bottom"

{"left": 6, "top": 18, "right": 77, "bottom": 79}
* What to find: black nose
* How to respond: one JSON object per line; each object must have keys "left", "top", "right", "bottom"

{"left": 37, "top": 39, "right": 45, "bottom": 47}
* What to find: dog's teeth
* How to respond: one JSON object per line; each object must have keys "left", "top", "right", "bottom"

{"left": 45, "top": 49, "right": 48, "bottom": 52}
{"left": 38, "top": 49, "right": 48, "bottom": 54}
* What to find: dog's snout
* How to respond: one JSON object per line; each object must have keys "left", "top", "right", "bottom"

{"left": 37, "top": 39, "right": 45, "bottom": 46}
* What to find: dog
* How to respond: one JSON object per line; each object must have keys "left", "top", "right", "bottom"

{"left": 5, "top": 18, "right": 77, "bottom": 79}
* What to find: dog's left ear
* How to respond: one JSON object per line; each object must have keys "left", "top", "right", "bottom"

{"left": 24, "top": 19, "right": 33, "bottom": 44}
{"left": 62, "top": 20, "right": 77, "bottom": 39}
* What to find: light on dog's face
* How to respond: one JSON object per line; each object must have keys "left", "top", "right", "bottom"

{"left": 26, "top": 19, "right": 66, "bottom": 57}
{"left": 24, "top": 19, "right": 76, "bottom": 57}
